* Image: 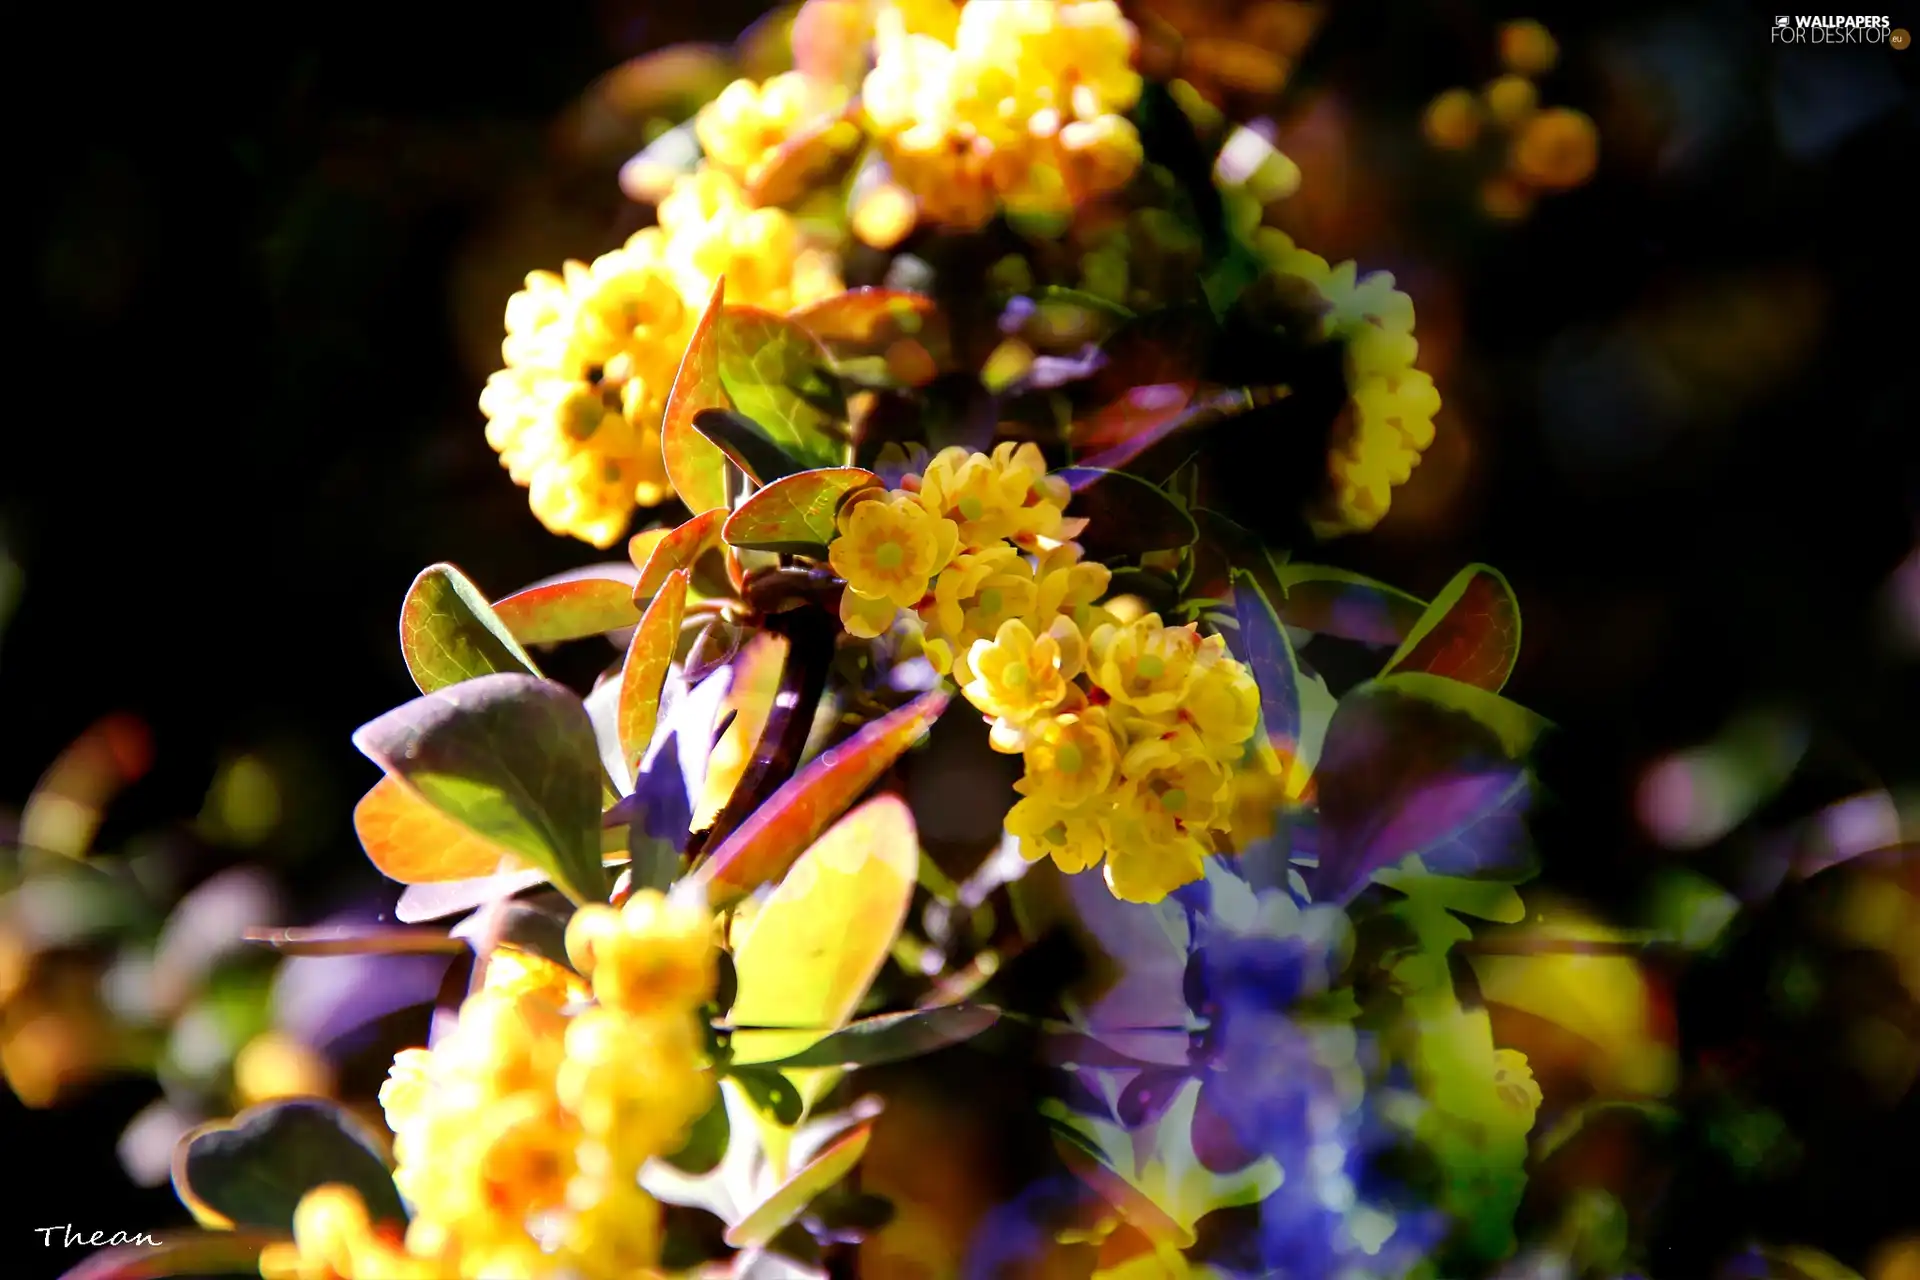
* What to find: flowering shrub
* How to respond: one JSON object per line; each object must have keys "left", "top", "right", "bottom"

{"left": 47, "top": 4, "right": 1908, "bottom": 1280}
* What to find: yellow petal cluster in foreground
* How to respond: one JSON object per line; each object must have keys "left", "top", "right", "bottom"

{"left": 260, "top": 894, "right": 717, "bottom": 1280}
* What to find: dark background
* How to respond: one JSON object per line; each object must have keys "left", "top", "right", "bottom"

{"left": 6, "top": 0, "right": 1917, "bottom": 1274}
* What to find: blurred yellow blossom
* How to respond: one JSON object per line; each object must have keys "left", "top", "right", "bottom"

{"left": 861, "top": 0, "right": 1145, "bottom": 238}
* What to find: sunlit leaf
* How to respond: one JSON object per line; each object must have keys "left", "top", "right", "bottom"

{"left": 172, "top": 1098, "right": 405, "bottom": 1233}
{"left": 663, "top": 278, "right": 735, "bottom": 513}
{"left": 1470, "top": 940, "right": 1678, "bottom": 1098}
{"left": 353, "top": 674, "right": 607, "bottom": 908}
{"left": 492, "top": 572, "right": 642, "bottom": 645}
{"left": 1381, "top": 564, "right": 1522, "bottom": 692}
{"left": 723, "top": 467, "right": 877, "bottom": 554}
{"left": 716, "top": 306, "right": 848, "bottom": 470}
{"left": 617, "top": 569, "right": 690, "bottom": 784}
{"left": 1272, "top": 564, "right": 1428, "bottom": 646}
{"left": 399, "top": 563, "right": 540, "bottom": 694}
{"left": 694, "top": 408, "right": 810, "bottom": 486}
{"left": 241, "top": 925, "right": 466, "bottom": 956}
{"left": 725, "top": 1118, "right": 876, "bottom": 1249}
{"left": 1055, "top": 468, "right": 1198, "bottom": 559}
{"left": 353, "top": 775, "right": 522, "bottom": 885}
{"left": 727, "top": 795, "right": 920, "bottom": 1066}
{"left": 632, "top": 508, "right": 726, "bottom": 605}
{"left": 692, "top": 691, "right": 948, "bottom": 906}
{"left": 1230, "top": 572, "right": 1301, "bottom": 748}
{"left": 56, "top": 1231, "right": 284, "bottom": 1280}
{"left": 740, "top": 1004, "right": 1001, "bottom": 1070}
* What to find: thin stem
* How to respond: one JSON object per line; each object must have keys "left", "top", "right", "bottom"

{"left": 685, "top": 604, "right": 838, "bottom": 861}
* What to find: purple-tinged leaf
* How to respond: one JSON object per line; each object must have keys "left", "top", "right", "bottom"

{"left": 1231, "top": 572, "right": 1302, "bottom": 748}
{"left": 1053, "top": 468, "right": 1198, "bottom": 559}
{"left": 1272, "top": 564, "right": 1428, "bottom": 647}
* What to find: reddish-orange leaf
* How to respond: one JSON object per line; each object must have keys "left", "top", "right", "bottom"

{"left": 691, "top": 690, "right": 949, "bottom": 907}
{"left": 617, "top": 569, "right": 690, "bottom": 782}
{"left": 353, "top": 775, "right": 522, "bottom": 884}
{"left": 633, "top": 508, "right": 727, "bottom": 605}
{"left": 662, "top": 278, "right": 733, "bottom": 513}
{"left": 491, "top": 577, "right": 641, "bottom": 645}
{"left": 1381, "top": 564, "right": 1522, "bottom": 693}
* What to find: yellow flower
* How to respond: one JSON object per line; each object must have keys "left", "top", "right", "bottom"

{"left": 1498, "top": 19, "right": 1560, "bottom": 77}
{"left": 557, "top": 1006, "right": 712, "bottom": 1152}
{"left": 829, "top": 491, "right": 959, "bottom": 609}
{"left": 1102, "top": 809, "right": 1209, "bottom": 903}
{"left": 655, "top": 166, "right": 844, "bottom": 314}
{"left": 840, "top": 586, "right": 905, "bottom": 639}
{"left": 1014, "top": 707, "right": 1119, "bottom": 809}
{"left": 260, "top": 1185, "right": 440, "bottom": 1280}
{"left": 1034, "top": 543, "right": 1114, "bottom": 634}
{"left": 480, "top": 248, "right": 691, "bottom": 547}
{"left": 1116, "top": 725, "right": 1229, "bottom": 842}
{"left": 929, "top": 546, "right": 1040, "bottom": 678}
{"left": 1183, "top": 639, "right": 1262, "bottom": 761}
{"left": 962, "top": 615, "right": 1078, "bottom": 749}
{"left": 1422, "top": 86, "right": 1482, "bottom": 151}
{"left": 694, "top": 71, "right": 848, "bottom": 190}
{"left": 1483, "top": 74, "right": 1539, "bottom": 128}
{"left": 861, "top": 0, "right": 1144, "bottom": 233}
{"left": 564, "top": 890, "right": 717, "bottom": 1016}
{"left": 1006, "top": 795, "right": 1107, "bottom": 875}
{"left": 1087, "top": 614, "right": 1203, "bottom": 717}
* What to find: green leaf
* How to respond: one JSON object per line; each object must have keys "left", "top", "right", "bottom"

{"left": 715, "top": 306, "right": 848, "bottom": 470}
{"left": 723, "top": 467, "right": 878, "bottom": 554}
{"left": 1373, "top": 671, "right": 1551, "bottom": 758}
{"left": 742, "top": 1004, "right": 1001, "bottom": 1070}
{"left": 1381, "top": 564, "right": 1522, "bottom": 692}
{"left": 724, "top": 1118, "right": 875, "bottom": 1249}
{"left": 725, "top": 795, "right": 921, "bottom": 1067}
{"left": 1230, "top": 572, "right": 1302, "bottom": 747}
{"left": 663, "top": 278, "right": 736, "bottom": 513}
{"left": 727, "top": 1064, "right": 804, "bottom": 1126}
{"left": 56, "top": 1231, "right": 284, "bottom": 1280}
{"left": 693, "top": 408, "right": 810, "bottom": 487}
{"left": 172, "top": 1098, "right": 405, "bottom": 1233}
{"left": 1271, "top": 564, "right": 1428, "bottom": 647}
{"left": 491, "top": 570, "right": 641, "bottom": 645}
{"left": 1054, "top": 468, "right": 1198, "bottom": 558}
{"left": 691, "top": 690, "right": 949, "bottom": 907}
{"left": 662, "top": 1090, "right": 731, "bottom": 1175}
{"left": 352, "top": 673, "right": 608, "bottom": 908}
{"left": 399, "top": 563, "right": 540, "bottom": 694}
{"left": 618, "top": 569, "right": 690, "bottom": 783}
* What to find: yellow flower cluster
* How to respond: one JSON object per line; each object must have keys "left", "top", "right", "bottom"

{"left": 1419, "top": 19, "right": 1597, "bottom": 221}
{"left": 1253, "top": 229, "right": 1440, "bottom": 538}
{"left": 827, "top": 446, "right": 1260, "bottom": 902}
{"left": 859, "top": 0, "right": 1146, "bottom": 237}
{"left": 260, "top": 892, "right": 717, "bottom": 1280}
{"left": 483, "top": 143, "right": 842, "bottom": 547}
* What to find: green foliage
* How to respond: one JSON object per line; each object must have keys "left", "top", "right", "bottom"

{"left": 172, "top": 1098, "right": 406, "bottom": 1232}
